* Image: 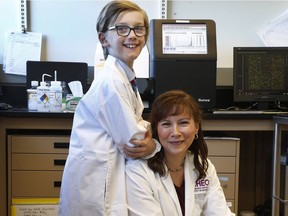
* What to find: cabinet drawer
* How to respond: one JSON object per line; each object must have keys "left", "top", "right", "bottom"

{"left": 12, "top": 154, "right": 67, "bottom": 170}
{"left": 11, "top": 136, "right": 70, "bottom": 153}
{"left": 12, "top": 171, "right": 63, "bottom": 197}
{"left": 206, "top": 138, "right": 237, "bottom": 156}
{"left": 209, "top": 157, "right": 236, "bottom": 173}
{"left": 218, "top": 174, "right": 235, "bottom": 199}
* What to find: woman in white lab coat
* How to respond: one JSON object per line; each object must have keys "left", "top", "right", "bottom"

{"left": 59, "top": 1, "right": 159, "bottom": 215}
{"left": 126, "top": 90, "right": 235, "bottom": 216}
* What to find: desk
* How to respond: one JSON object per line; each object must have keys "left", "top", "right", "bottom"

{"left": 0, "top": 110, "right": 278, "bottom": 216}
{"left": 272, "top": 116, "right": 288, "bottom": 216}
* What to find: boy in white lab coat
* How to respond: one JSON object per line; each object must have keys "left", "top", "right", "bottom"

{"left": 59, "top": 1, "right": 160, "bottom": 215}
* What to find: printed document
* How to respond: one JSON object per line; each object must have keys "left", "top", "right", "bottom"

{"left": 258, "top": 9, "right": 288, "bottom": 46}
{"left": 3, "top": 31, "right": 42, "bottom": 75}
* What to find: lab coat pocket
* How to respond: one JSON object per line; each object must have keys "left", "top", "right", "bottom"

{"left": 78, "top": 152, "right": 109, "bottom": 210}
{"left": 108, "top": 205, "right": 128, "bottom": 216}
{"left": 193, "top": 193, "right": 206, "bottom": 215}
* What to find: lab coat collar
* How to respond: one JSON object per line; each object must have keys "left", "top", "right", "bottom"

{"left": 105, "top": 55, "right": 132, "bottom": 82}
{"left": 161, "top": 154, "right": 197, "bottom": 216}
{"left": 105, "top": 55, "right": 144, "bottom": 116}
{"left": 115, "top": 57, "right": 136, "bottom": 82}
{"left": 184, "top": 155, "right": 198, "bottom": 216}
{"left": 161, "top": 174, "right": 183, "bottom": 216}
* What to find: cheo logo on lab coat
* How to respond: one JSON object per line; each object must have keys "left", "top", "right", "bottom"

{"left": 194, "top": 177, "right": 210, "bottom": 194}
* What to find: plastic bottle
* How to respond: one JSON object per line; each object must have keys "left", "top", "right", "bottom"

{"left": 27, "top": 80, "right": 39, "bottom": 111}
{"left": 61, "top": 81, "right": 68, "bottom": 110}
{"left": 37, "top": 74, "right": 51, "bottom": 112}
{"left": 49, "top": 70, "right": 63, "bottom": 112}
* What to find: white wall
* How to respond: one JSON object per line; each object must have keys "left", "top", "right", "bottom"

{"left": 1, "top": 0, "right": 288, "bottom": 69}
{"left": 168, "top": 1, "right": 288, "bottom": 68}
{"left": 28, "top": 0, "right": 161, "bottom": 66}
{"left": 0, "top": 1, "right": 20, "bottom": 64}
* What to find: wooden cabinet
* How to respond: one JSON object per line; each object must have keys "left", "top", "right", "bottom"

{"left": 7, "top": 135, "right": 240, "bottom": 215}
{"left": 0, "top": 115, "right": 271, "bottom": 216}
{"left": 205, "top": 137, "right": 240, "bottom": 214}
{"left": 7, "top": 134, "right": 70, "bottom": 215}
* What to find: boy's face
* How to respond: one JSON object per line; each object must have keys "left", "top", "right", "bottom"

{"left": 100, "top": 11, "right": 146, "bottom": 68}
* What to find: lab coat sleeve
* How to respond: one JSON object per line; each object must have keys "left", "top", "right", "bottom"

{"left": 126, "top": 159, "right": 164, "bottom": 216}
{"left": 96, "top": 85, "right": 146, "bottom": 154}
{"left": 203, "top": 160, "right": 236, "bottom": 216}
{"left": 138, "top": 120, "right": 162, "bottom": 159}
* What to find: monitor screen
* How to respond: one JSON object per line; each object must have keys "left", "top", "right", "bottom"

{"left": 162, "top": 23, "right": 207, "bottom": 55}
{"left": 233, "top": 47, "right": 288, "bottom": 109}
{"left": 149, "top": 19, "right": 216, "bottom": 61}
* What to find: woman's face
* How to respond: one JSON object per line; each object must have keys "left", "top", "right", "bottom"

{"left": 157, "top": 112, "right": 199, "bottom": 157}
{"left": 100, "top": 11, "right": 146, "bottom": 68}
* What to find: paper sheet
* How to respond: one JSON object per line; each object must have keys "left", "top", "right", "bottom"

{"left": 3, "top": 31, "right": 42, "bottom": 75}
{"left": 11, "top": 205, "right": 58, "bottom": 216}
{"left": 258, "top": 9, "right": 288, "bottom": 46}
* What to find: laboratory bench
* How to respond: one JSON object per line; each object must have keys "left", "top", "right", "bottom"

{"left": 0, "top": 108, "right": 284, "bottom": 215}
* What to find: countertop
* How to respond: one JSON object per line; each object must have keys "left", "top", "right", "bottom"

{"left": 0, "top": 107, "right": 282, "bottom": 120}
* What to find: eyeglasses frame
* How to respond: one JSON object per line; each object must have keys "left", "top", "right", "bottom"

{"left": 107, "top": 25, "right": 147, "bottom": 37}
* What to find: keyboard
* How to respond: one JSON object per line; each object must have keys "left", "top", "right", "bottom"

{"left": 213, "top": 110, "right": 288, "bottom": 114}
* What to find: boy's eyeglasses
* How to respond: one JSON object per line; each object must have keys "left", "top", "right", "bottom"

{"left": 108, "top": 25, "right": 147, "bottom": 37}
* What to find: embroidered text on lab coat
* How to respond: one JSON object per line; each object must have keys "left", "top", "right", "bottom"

{"left": 194, "top": 177, "right": 210, "bottom": 194}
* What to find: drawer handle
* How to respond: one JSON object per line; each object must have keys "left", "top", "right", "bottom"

{"left": 54, "top": 142, "right": 69, "bottom": 149}
{"left": 222, "top": 184, "right": 228, "bottom": 189}
{"left": 54, "top": 181, "right": 62, "bottom": 188}
{"left": 54, "top": 159, "right": 66, "bottom": 166}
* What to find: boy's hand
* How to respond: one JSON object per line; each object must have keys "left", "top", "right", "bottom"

{"left": 124, "top": 131, "right": 156, "bottom": 158}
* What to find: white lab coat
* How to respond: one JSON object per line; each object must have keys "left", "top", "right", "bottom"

{"left": 59, "top": 55, "right": 148, "bottom": 216}
{"left": 126, "top": 153, "right": 235, "bottom": 216}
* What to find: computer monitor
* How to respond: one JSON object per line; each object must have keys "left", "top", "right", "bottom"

{"left": 233, "top": 47, "right": 288, "bottom": 110}
{"left": 150, "top": 19, "right": 217, "bottom": 62}
{"left": 149, "top": 19, "right": 217, "bottom": 111}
